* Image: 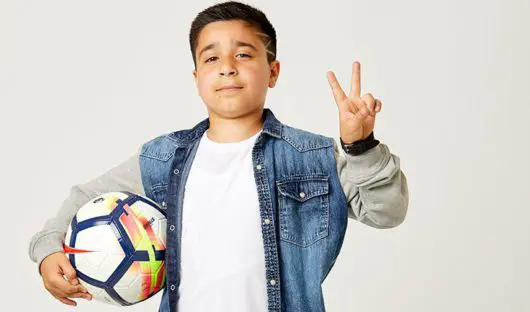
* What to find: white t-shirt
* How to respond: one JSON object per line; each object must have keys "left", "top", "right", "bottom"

{"left": 177, "top": 129, "right": 268, "bottom": 312}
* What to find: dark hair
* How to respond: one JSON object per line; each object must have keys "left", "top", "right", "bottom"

{"left": 189, "top": 1, "right": 277, "bottom": 68}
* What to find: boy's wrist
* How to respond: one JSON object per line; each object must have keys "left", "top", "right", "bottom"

{"left": 340, "top": 131, "right": 380, "bottom": 156}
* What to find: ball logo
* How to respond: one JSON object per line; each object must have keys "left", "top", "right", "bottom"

{"left": 144, "top": 217, "right": 155, "bottom": 229}
{"left": 93, "top": 197, "right": 104, "bottom": 204}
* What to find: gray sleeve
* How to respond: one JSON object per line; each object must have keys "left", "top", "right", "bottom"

{"left": 28, "top": 148, "right": 145, "bottom": 267}
{"left": 334, "top": 140, "right": 409, "bottom": 229}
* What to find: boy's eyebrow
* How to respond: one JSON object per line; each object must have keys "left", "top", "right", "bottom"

{"left": 197, "top": 41, "right": 258, "bottom": 59}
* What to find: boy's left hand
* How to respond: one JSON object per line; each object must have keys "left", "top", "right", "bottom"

{"left": 327, "top": 61, "right": 382, "bottom": 144}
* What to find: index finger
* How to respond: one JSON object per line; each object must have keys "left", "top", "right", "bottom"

{"left": 327, "top": 71, "right": 348, "bottom": 110}
{"left": 350, "top": 61, "right": 361, "bottom": 98}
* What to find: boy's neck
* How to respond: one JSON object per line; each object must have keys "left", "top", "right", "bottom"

{"left": 206, "top": 108, "right": 264, "bottom": 143}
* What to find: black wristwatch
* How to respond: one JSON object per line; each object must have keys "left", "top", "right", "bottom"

{"left": 340, "top": 131, "right": 380, "bottom": 156}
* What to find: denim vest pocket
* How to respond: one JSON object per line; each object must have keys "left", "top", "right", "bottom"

{"left": 276, "top": 175, "right": 330, "bottom": 247}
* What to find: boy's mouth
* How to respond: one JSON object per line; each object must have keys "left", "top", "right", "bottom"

{"left": 216, "top": 85, "right": 244, "bottom": 91}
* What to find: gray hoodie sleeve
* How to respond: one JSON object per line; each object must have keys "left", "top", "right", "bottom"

{"left": 334, "top": 140, "right": 409, "bottom": 229}
{"left": 28, "top": 148, "right": 145, "bottom": 267}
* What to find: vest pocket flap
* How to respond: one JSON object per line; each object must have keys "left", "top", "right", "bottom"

{"left": 277, "top": 177, "right": 329, "bottom": 202}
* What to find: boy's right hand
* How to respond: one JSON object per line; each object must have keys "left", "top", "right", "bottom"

{"left": 39, "top": 252, "right": 92, "bottom": 306}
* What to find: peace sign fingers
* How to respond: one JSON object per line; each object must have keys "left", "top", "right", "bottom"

{"left": 327, "top": 60, "right": 381, "bottom": 143}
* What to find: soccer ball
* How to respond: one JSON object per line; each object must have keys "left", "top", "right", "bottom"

{"left": 63, "top": 191, "right": 167, "bottom": 306}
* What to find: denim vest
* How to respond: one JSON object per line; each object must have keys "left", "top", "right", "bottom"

{"left": 139, "top": 109, "right": 348, "bottom": 312}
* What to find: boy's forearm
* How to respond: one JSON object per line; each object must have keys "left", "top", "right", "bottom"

{"left": 335, "top": 141, "right": 409, "bottom": 228}
{"left": 28, "top": 150, "right": 145, "bottom": 266}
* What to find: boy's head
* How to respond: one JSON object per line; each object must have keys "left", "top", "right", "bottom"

{"left": 190, "top": 1, "right": 280, "bottom": 120}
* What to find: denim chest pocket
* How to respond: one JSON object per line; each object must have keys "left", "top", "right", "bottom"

{"left": 276, "top": 175, "right": 330, "bottom": 247}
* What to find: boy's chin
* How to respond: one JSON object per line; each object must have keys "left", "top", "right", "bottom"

{"left": 207, "top": 102, "right": 263, "bottom": 119}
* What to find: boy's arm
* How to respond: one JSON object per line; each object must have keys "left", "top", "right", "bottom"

{"left": 334, "top": 139, "right": 409, "bottom": 229}
{"left": 28, "top": 149, "right": 145, "bottom": 268}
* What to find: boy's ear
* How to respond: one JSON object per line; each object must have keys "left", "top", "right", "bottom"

{"left": 193, "top": 69, "right": 200, "bottom": 94}
{"left": 268, "top": 60, "right": 280, "bottom": 88}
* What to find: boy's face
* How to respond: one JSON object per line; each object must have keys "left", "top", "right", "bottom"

{"left": 193, "top": 20, "right": 280, "bottom": 119}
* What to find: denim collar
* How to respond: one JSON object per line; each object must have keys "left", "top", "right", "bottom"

{"left": 168, "top": 108, "right": 283, "bottom": 146}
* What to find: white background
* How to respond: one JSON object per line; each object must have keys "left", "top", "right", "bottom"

{"left": 1, "top": 0, "right": 529, "bottom": 311}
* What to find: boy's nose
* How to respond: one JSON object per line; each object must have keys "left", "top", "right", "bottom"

{"left": 219, "top": 68, "right": 237, "bottom": 76}
{"left": 219, "top": 59, "right": 238, "bottom": 77}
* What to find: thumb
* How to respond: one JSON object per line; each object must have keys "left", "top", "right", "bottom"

{"left": 59, "top": 257, "right": 78, "bottom": 285}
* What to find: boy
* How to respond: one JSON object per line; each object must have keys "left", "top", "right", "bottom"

{"left": 28, "top": 1, "right": 408, "bottom": 311}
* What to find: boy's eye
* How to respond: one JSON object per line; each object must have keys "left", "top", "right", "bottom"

{"left": 205, "top": 56, "right": 218, "bottom": 63}
{"left": 204, "top": 54, "right": 251, "bottom": 63}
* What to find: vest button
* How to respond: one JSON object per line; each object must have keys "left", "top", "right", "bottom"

{"left": 299, "top": 192, "right": 306, "bottom": 199}
{"left": 256, "top": 164, "right": 262, "bottom": 170}
{"left": 173, "top": 168, "right": 180, "bottom": 175}
{"left": 264, "top": 218, "right": 271, "bottom": 225}
{"left": 270, "top": 279, "right": 276, "bottom": 286}
{"left": 169, "top": 225, "right": 175, "bottom": 231}
{"left": 170, "top": 284, "right": 175, "bottom": 291}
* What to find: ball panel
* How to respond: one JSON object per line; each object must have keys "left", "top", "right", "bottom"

{"left": 154, "top": 218, "right": 167, "bottom": 249}
{"left": 129, "top": 200, "right": 167, "bottom": 249}
{"left": 114, "top": 260, "right": 165, "bottom": 303}
{"left": 114, "top": 261, "right": 141, "bottom": 289}
{"left": 76, "top": 192, "right": 129, "bottom": 222}
{"left": 75, "top": 252, "right": 125, "bottom": 282}
{"left": 119, "top": 203, "right": 165, "bottom": 252}
{"left": 79, "top": 282, "right": 113, "bottom": 304}
{"left": 75, "top": 224, "right": 124, "bottom": 255}
{"left": 129, "top": 199, "right": 166, "bottom": 221}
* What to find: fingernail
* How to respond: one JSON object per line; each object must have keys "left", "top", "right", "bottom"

{"left": 72, "top": 279, "right": 79, "bottom": 285}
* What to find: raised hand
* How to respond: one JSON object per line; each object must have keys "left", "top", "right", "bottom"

{"left": 327, "top": 61, "right": 382, "bottom": 144}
